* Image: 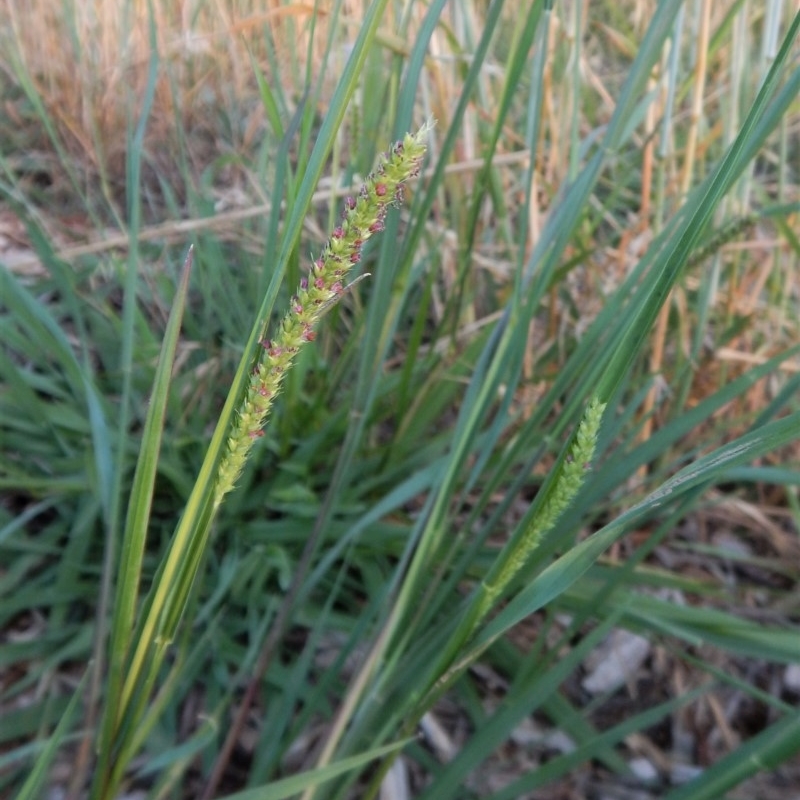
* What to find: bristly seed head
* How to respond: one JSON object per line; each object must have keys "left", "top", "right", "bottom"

{"left": 213, "top": 118, "right": 434, "bottom": 507}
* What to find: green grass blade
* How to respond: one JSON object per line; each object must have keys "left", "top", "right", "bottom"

{"left": 662, "top": 709, "right": 800, "bottom": 800}
{"left": 222, "top": 738, "right": 413, "bottom": 800}
{"left": 16, "top": 671, "right": 88, "bottom": 800}
{"left": 96, "top": 247, "right": 194, "bottom": 763}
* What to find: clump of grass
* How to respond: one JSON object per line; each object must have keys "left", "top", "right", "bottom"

{"left": 2, "top": 2, "right": 800, "bottom": 800}
{"left": 85, "top": 120, "right": 433, "bottom": 800}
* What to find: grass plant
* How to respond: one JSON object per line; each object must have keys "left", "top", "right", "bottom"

{"left": 1, "top": 0, "right": 799, "bottom": 798}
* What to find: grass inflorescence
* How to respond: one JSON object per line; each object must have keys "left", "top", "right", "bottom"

{"left": 214, "top": 123, "right": 432, "bottom": 507}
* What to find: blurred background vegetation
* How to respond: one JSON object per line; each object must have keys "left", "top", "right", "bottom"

{"left": 1, "top": 0, "right": 799, "bottom": 797}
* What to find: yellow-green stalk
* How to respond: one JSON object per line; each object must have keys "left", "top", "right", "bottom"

{"left": 213, "top": 120, "right": 433, "bottom": 507}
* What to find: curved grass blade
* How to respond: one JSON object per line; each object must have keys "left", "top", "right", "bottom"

{"left": 96, "top": 247, "right": 194, "bottom": 770}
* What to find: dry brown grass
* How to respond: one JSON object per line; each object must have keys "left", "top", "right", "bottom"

{"left": 0, "top": 0, "right": 486, "bottom": 216}
{"left": 4, "top": 0, "right": 313, "bottom": 133}
{"left": 1, "top": 0, "right": 330, "bottom": 206}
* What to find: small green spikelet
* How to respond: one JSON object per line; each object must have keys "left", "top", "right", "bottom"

{"left": 478, "top": 396, "right": 606, "bottom": 618}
